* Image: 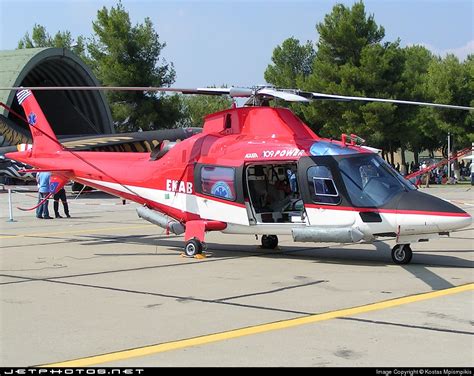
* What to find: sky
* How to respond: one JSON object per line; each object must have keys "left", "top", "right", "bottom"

{"left": 0, "top": 0, "right": 472, "bottom": 88}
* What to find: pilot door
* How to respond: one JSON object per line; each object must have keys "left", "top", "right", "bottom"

{"left": 297, "top": 156, "right": 357, "bottom": 227}
{"left": 245, "top": 163, "right": 306, "bottom": 225}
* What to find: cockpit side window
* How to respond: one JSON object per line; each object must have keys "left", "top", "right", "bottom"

{"left": 307, "top": 165, "right": 340, "bottom": 205}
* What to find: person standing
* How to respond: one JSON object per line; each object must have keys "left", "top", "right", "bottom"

{"left": 421, "top": 162, "right": 430, "bottom": 188}
{"left": 470, "top": 161, "right": 474, "bottom": 186}
{"left": 53, "top": 187, "right": 71, "bottom": 218}
{"left": 36, "top": 172, "right": 52, "bottom": 219}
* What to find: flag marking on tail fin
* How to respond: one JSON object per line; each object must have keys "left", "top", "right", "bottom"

{"left": 17, "top": 89, "right": 32, "bottom": 105}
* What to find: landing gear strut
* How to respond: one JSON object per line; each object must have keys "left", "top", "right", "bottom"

{"left": 391, "top": 244, "right": 413, "bottom": 264}
{"left": 184, "top": 238, "right": 204, "bottom": 257}
{"left": 261, "top": 235, "right": 278, "bottom": 249}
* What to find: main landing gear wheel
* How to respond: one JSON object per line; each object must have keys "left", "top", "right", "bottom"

{"left": 184, "top": 238, "right": 203, "bottom": 257}
{"left": 261, "top": 235, "right": 278, "bottom": 249}
{"left": 391, "top": 244, "right": 413, "bottom": 265}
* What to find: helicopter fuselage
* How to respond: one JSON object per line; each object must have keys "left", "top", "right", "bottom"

{"left": 7, "top": 93, "right": 471, "bottom": 264}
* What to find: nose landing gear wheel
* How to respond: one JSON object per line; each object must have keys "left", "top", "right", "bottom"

{"left": 184, "top": 239, "right": 203, "bottom": 257}
{"left": 261, "top": 235, "right": 278, "bottom": 249}
{"left": 391, "top": 244, "right": 413, "bottom": 264}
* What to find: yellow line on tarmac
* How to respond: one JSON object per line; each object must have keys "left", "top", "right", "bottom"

{"left": 42, "top": 283, "right": 474, "bottom": 367}
{"left": 0, "top": 224, "right": 155, "bottom": 239}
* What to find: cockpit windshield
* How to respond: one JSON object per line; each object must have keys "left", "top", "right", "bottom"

{"left": 339, "top": 154, "right": 415, "bottom": 207}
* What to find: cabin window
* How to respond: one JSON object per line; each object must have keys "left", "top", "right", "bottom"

{"left": 307, "top": 165, "right": 340, "bottom": 205}
{"left": 200, "top": 166, "right": 236, "bottom": 201}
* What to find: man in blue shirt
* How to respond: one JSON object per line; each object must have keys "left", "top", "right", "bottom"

{"left": 36, "top": 172, "right": 53, "bottom": 219}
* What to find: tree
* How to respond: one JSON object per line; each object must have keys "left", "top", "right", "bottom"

{"left": 17, "top": 2, "right": 182, "bottom": 132}
{"left": 315, "top": 1, "right": 384, "bottom": 67}
{"left": 299, "top": 1, "right": 395, "bottom": 149}
{"left": 356, "top": 41, "right": 406, "bottom": 161}
{"left": 424, "top": 54, "right": 473, "bottom": 150}
{"left": 264, "top": 1, "right": 473, "bottom": 167}
{"left": 180, "top": 94, "right": 233, "bottom": 127}
{"left": 87, "top": 1, "right": 179, "bottom": 131}
{"left": 18, "top": 24, "right": 86, "bottom": 57}
{"left": 398, "top": 45, "right": 437, "bottom": 165}
{"left": 464, "top": 54, "right": 474, "bottom": 144}
{"left": 264, "top": 37, "right": 315, "bottom": 88}
{"left": 264, "top": 37, "right": 315, "bottom": 119}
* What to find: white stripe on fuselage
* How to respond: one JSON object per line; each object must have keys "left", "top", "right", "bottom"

{"left": 79, "top": 178, "right": 469, "bottom": 236}
{"left": 80, "top": 178, "right": 250, "bottom": 225}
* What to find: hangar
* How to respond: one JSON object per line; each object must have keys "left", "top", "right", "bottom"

{"left": 0, "top": 48, "right": 200, "bottom": 183}
{"left": 0, "top": 47, "right": 114, "bottom": 147}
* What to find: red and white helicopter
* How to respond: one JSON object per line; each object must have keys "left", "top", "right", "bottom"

{"left": 5, "top": 86, "right": 472, "bottom": 264}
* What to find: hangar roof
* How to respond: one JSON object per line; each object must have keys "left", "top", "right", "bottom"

{"left": 0, "top": 48, "right": 113, "bottom": 141}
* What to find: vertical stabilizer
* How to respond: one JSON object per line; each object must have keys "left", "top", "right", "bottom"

{"left": 16, "top": 89, "right": 62, "bottom": 155}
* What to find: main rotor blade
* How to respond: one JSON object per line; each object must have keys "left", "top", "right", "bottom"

{"left": 257, "top": 88, "right": 310, "bottom": 102}
{"left": 1, "top": 86, "right": 471, "bottom": 110}
{"left": 0, "top": 86, "right": 234, "bottom": 95}
{"left": 0, "top": 86, "right": 260, "bottom": 99}
{"left": 305, "top": 91, "right": 473, "bottom": 111}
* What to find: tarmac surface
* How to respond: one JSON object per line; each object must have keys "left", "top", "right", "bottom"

{"left": 0, "top": 185, "right": 473, "bottom": 367}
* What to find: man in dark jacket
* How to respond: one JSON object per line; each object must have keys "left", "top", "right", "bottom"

{"left": 54, "top": 188, "right": 71, "bottom": 218}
